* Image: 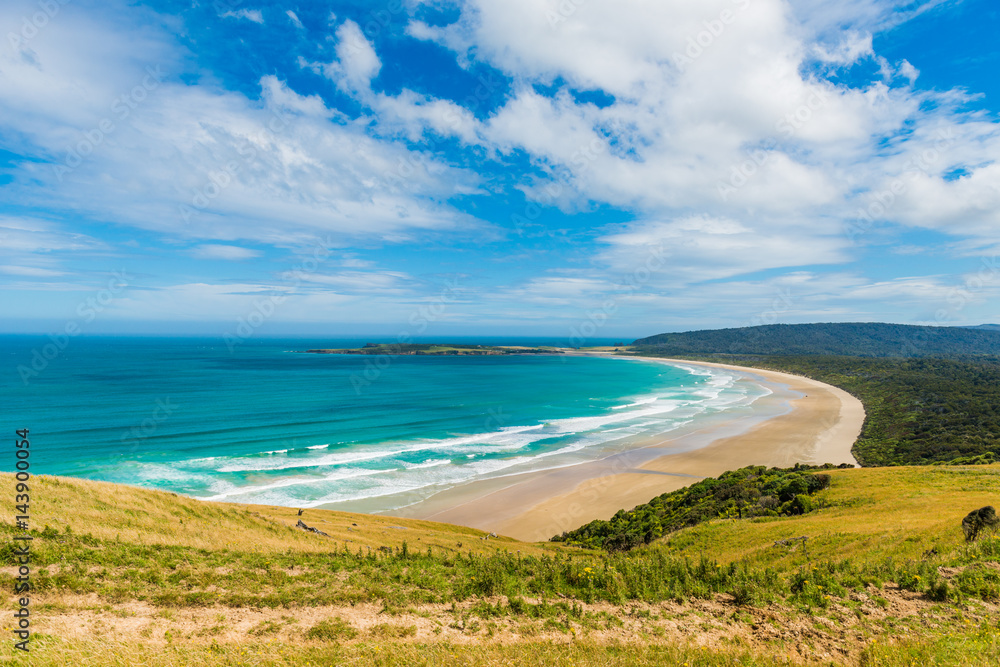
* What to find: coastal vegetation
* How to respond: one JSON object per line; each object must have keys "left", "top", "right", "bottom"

{"left": 630, "top": 323, "right": 1000, "bottom": 466}
{"left": 632, "top": 322, "right": 1000, "bottom": 357}
{"left": 760, "top": 355, "right": 1000, "bottom": 466}
{"left": 4, "top": 465, "right": 1000, "bottom": 665}
{"left": 8, "top": 324, "right": 1000, "bottom": 665}
{"left": 633, "top": 353, "right": 1000, "bottom": 467}
{"left": 552, "top": 465, "right": 844, "bottom": 551}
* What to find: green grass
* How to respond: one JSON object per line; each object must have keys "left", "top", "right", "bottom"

{"left": 8, "top": 473, "right": 560, "bottom": 557}
{"left": 554, "top": 465, "right": 837, "bottom": 551}
{"left": 304, "top": 617, "right": 358, "bottom": 640}
{"left": 658, "top": 465, "right": 1000, "bottom": 567}
{"left": 0, "top": 638, "right": 800, "bottom": 666}
{"left": 2, "top": 465, "right": 999, "bottom": 664}
{"left": 5, "top": 631, "right": 1000, "bottom": 666}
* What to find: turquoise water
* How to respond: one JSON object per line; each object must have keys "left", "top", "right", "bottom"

{"left": 2, "top": 336, "right": 768, "bottom": 512}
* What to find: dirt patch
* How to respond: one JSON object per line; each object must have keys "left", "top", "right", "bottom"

{"left": 29, "top": 585, "right": 999, "bottom": 665}
{"left": 938, "top": 560, "right": 1000, "bottom": 578}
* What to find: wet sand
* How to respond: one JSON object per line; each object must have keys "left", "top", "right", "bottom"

{"left": 396, "top": 356, "right": 863, "bottom": 542}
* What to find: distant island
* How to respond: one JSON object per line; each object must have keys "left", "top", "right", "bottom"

{"left": 301, "top": 343, "right": 564, "bottom": 356}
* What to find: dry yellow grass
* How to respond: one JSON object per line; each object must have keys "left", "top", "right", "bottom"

{"left": 3, "top": 465, "right": 999, "bottom": 666}
{"left": 11, "top": 464, "right": 999, "bottom": 564}
{"left": 13, "top": 473, "right": 567, "bottom": 557}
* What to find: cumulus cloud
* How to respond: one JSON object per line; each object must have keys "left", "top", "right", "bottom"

{"left": 2, "top": 0, "right": 997, "bottom": 331}
{"left": 326, "top": 20, "right": 383, "bottom": 91}
{"left": 0, "top": 5, "right": 484, "bottom": 251}
{"left": 811, "top": 31, "right": 874, "bottom": 66}
{"left": 597, "top": 216, "right": 849, "bottom": 286}
{"left": 389, "top": 0, "right": 999, "bottom": 276}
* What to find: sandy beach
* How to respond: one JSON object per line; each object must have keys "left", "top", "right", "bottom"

{"left": 404, "top": 356, "right": 864, "bottom": 542}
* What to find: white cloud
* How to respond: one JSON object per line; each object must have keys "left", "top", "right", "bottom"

{"left": 0, "top": 217, "right": 105, "bottom": 254}
{"left": 897, "top": 59, "right": 919, "bottom": 84}
{"left": 0, "top": 217, "right": 107, "bottom": 283}
{"left": 891, "top": 162, "right": 1000, "bottom": 234}
{"left": 290, "top": 270, "right": 416, "bottom": 295}
{"left": 286, "top": 10, "right": 304, "bottom": 29}
{"left": 495, "top": 269, "right": 990, "bottom": 332}
{"left": 386, "top": 0, "right": 1000, "bottom": 287}
{"left": 221, "top": 9, "right": 264, "bottom": 24}
{"left": 327, "top": 20, "right": 382, "bottom": 91}
{"left": 85, "top": 280, "right": 463, "bottom": 324}
{"left": 598, "top": 216, "right": 848, "bottom": 285}
{"left": 0, "top": 265, "right": 67, "bottom": 277}
{"left": 191, "top": 244, "right": 261, "bottom": 261}
{"left": 0, "top": 6, "right": 485, "bottom": 251}
{"left": 787, "top": 0, "right": 951, "bottom": 40}
{"left": 505, "top": 276, "right": 614, "bottom": 305}
{"left": 3, "top": 0, "right": 998, "bottom": 331}
{"left": 811, "top": 31, "right": 873, "bottom": 66}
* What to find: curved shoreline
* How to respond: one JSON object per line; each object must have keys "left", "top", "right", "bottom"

{"left": 400, "top": 355, "right": 864, "bottom": 542}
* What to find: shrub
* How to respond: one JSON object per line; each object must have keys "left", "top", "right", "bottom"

{"left": 553, "top": 465, "right": 833, "bottom": 551}
{"left": 370, "top": 623, "right": 417, "bottom": 638}
{"left": 927, "top": 580, "right": 950, "bottom": 602}
{"left": 305, "top": 617, "right": 357, "bottom": 641}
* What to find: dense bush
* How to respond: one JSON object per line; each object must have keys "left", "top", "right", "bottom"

{"left": 632, "top": 322, "right": 1000, "bottom": 357}
{"left": 629, "top": 352, "right": 1000, "bottom": 467}
{"left": 934, "top": 452, "right": 996, "bottom": 466}
{"left": 742, "top": 356, "right": 1000, "bottom": 466}
{"left": 551, "top": 465, "right": 834, "bottom": 551}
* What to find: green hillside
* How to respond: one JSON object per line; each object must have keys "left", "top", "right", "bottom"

{"left": 632, "top": 322, "right": 1000, "bottom": 357}
{"left": 622, "top": 353, "right": 1000, "bottom": 467}
{"left": 627, "top": 323, "right": 1000, "bottom": 466}
{"left": 554, "top": 464, "right": 844, "bottom": 551}
{"left": 3, "top": 467, "right": 1000, "bottom": 666}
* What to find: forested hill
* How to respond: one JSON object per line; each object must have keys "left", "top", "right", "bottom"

{"left": 632, "top": 322, "right": 1000, "bottom": 357}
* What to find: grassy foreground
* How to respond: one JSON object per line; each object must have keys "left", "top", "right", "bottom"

{"left": 2, "top": 466, "right": 999, "bottom": 665}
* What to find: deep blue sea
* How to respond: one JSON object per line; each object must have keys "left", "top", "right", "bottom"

{"left": 2, "top": 336, "right": 768, "bottom": 512}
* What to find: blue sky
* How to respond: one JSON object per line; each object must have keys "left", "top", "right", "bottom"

{"left": 1, "top": 0, "right": 998, "bottom": 339}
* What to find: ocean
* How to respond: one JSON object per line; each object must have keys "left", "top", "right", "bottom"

{"left": 2, "top": 336, "right": 771, "bottom": 513}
